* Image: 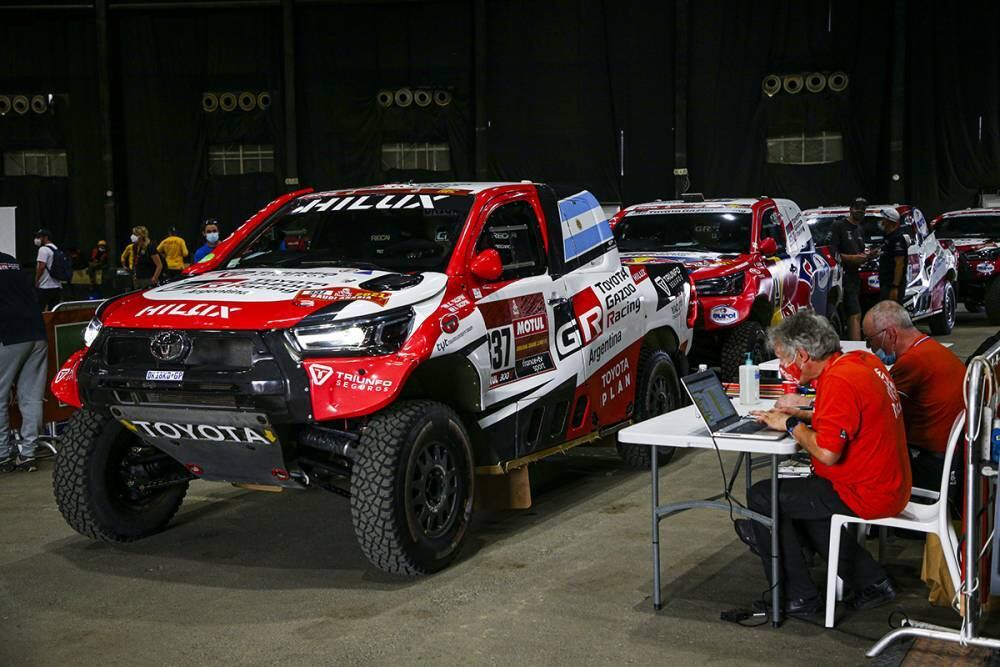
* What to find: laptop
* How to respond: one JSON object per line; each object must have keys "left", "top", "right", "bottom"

{"left": 681, "top": 370, "right": 787, "bottom": 440}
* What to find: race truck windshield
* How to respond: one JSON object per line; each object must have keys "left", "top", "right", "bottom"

{"left": 229, "top": 193, "right": 475, "bottom": 273}
{"left": 805, "top": 215, "right": 886, "bottom": 245}
{"left": 615, "top": 211, "right": 752, "bottom": 254}
{"left": 935, "top": 215, "right": 1000, "bottom": 239}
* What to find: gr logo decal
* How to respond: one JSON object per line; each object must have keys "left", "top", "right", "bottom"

{"left": 309, "top": 364, "right": 334, "bottom": 386}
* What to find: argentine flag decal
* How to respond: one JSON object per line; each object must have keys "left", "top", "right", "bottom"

{"left": 558, "top": 191, "right": 614, "bottom": 262}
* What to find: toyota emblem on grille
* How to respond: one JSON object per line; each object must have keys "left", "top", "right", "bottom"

{"left": 149, "top": 331, "right": 190, "bottom": 362}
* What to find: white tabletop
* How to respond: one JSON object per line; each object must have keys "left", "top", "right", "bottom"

{"left": 758, "top": 340, "right": 953, "bottom": 371}
{"left": 618, "top": 398, "right": 800, "bottom": 455}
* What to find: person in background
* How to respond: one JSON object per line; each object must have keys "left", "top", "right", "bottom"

{"left": 157, "top": 226, "right": 189, "bottom": 281}
{"left": 192, "top": 219, "right": 221, "bottom": 263}
{"left": 878, "top": 207, "right": 908, "bottom": 305}
{"left": 33, "top": 228, "right": 62, "bottom": 311}
{"left": 863, "top": 301, "right": 965, "bottom": 496}
{"left": 125, "top": 226, "right": 162, "bottom": 290}
{"left": 0, "top": 250, "right": 47, "bottom": 472}
{"left": 737, "top": 312, "right": 908, "bottom": 617}
{"left": 829, "top": 197, "right": 877, "bottom": 340}
{"left": 88, "top": 239, "right": 109, "bottom": 296}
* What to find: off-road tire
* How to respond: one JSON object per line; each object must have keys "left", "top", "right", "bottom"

{"left": 720, "top": 321, "right": 770, "bottom": 383}
{"left": 53, "top": 409, "right": 188, "bottom": 542}
{"left": 985, "top": 280, "right": 1000, "bottom": 325}
{"left": 617, "top": 348, "right": 682, "bottom": 469}
{"left": 827, "top": 308, "right": 845, "bottom": 339}
{"left": 351, "top": 400, "right": 474, "bottom": 575}
{"left": 928, "top": 281, "right": 958, "bottom": 335}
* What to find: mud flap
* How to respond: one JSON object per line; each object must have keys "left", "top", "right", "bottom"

{"left": 109, "top": 405, "right": 298, "bottom": 488}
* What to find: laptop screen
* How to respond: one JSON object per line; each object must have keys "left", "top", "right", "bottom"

{"left": 682, "top": 370, "right": 739, "bottom": 430}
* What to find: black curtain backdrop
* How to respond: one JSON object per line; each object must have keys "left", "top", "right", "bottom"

{"left": 0, "top": 13, "right": 102, "bottom": 264}
{"left": 1, "top": 0, "right": 999, "bottom": 262}
{"left": 114, "top": 8, "right": 282, "bottom": 248}
{"left": 688, "top": 0, "right": 893, "bottom": 210}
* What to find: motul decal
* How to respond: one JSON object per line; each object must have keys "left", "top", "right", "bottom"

{"left": 293, "top": 286, "right": 390, "bottom": 307}
{"left": 135, "top": 303, "right": 242, "bottom": 319}
{"left": 309, "top": 364, "right": 334, "bottom": 386}
{"left": 478, "top": 293, "right": 555, "bottom": 388}
{"left": 290, "top": 194, "right": 452, "bottom": 215}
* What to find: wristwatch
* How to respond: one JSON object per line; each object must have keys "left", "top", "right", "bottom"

{"left": 784, "top": 416, "right": 801, "bottom": 436}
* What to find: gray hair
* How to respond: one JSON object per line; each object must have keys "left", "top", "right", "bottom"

{"left": 767, "top": 311, "right": 841, "bottom": 360}
{"left": 865, "top": 300, "right": 914, "bottom": 332}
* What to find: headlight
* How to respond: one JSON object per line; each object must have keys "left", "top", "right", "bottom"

{"left": 82, "top": 318, "right": 103, "bottom": 347}
{"left": 694, "top": 273, "right": 744, "bottom": 296}
{"left": 286, "top": 307, "right": 414, "bottom": 356}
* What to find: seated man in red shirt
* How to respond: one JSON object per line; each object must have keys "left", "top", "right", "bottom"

{"left": 738, "top": 311, "right": 911, "bottom": 616}
{"left": 863, "top": 300, "right": 965, "bottom": 497}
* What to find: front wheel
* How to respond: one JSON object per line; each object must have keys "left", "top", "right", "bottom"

{"left": 351, "top": 400, "right": 474, "bottom": 575}
{"left": 617, "top": 348, "right": 682, "bottom": 469}
{"left": 53, "top": 409, "right": 189, "bottom": 542}
{"left": 928, "top": 281, "right": 957, "bottom": 335}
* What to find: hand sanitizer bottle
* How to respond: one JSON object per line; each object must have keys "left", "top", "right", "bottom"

{"left": 739, "top": 352, "right": 760, "bottom": 405}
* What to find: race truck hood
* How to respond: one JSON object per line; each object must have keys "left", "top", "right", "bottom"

{"left": 99, "top": 267, "right": 447, "bottom": 330}
{"left": 619, "top": 250, "right": 750, "bottom": 278}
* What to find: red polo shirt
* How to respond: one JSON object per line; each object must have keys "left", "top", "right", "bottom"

{"left": 811, "top": 351, "right": 911, "bottom": 519}
{"left": 890, "top": 336, "right": 966, "bottom": 454}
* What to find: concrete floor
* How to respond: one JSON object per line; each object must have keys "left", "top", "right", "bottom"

{"left": 1, "top": 309, "right": 996, "bottom": 666}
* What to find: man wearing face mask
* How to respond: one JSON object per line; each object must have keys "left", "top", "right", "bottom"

{"left": 862, "top": 301, "right": 965, "bottom": 494}
{"left": 878, "top": 207, "right": 908, "bottom": 305}
{"left": 193, "top": 219, "right": 221, "bottom": 263}
{"left": 734, "top": 312, "right": 908, "bottom": 616}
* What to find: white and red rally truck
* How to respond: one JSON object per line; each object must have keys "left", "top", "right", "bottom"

{"left": 51, "top": 182, "right": 695, "bottom": 575}
{"left": 610, "top": 196, "right": 841, "bottom": 381}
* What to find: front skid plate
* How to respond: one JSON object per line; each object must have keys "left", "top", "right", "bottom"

{"left": 110, "top": 405, "right": 297, "bottom": 487}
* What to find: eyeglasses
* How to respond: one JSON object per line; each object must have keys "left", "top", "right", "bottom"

{"left": 864, "top": 327, "right": 890, "bottom": 349}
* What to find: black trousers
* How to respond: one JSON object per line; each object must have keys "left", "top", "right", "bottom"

{"left": 748, "top": 476, "right": 888, "bottom": 600}
{"left": 35, "top": 287, "right": 61, "bottom": 311}
{"left": 910, "top": 447, "right": 962, "bottom": 518}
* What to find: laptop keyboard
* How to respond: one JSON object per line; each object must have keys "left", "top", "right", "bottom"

{"left": 727, "top": 420, "right": 766, "bottom": 434}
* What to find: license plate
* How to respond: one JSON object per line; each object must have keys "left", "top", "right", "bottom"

{"left": 146, "top": 370, "right": 184, "bottom": 382}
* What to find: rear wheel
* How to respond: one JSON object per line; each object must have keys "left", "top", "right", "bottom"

{"left": 53, "top": 409, "right": 189, "bottom": 542}
{"left": 928, "top": 281, "right": 957, "bottom": 335}
{"left": 985, "top": 280, "right": 1000, "bottom": 325}
{"left": 720, "top": 321, "right": 770, "bottom": 382}
{"left": 617, "top": 348, "right": 682, "bottom": 469}
{"left": 351, "top": 400, "right": 474, "bottom": 575}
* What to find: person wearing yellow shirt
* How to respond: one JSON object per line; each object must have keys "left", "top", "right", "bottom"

{"left": 157, "top": 227, "right": 190, "bottom": 280}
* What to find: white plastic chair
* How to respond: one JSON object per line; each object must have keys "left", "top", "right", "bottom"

{"left": 824, "top": 412, "right": 964, "bottom": 628}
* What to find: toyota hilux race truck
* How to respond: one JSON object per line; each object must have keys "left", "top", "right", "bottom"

{"left": 609, "top": 196, "right": 840, "bottom": 381}
{"left": 50, "top": 182, "right": 695, "bottom": 575}
{"left": 803, "top": 204, "right": 958, "bottom": 334}
{"left": 932, "top": 207, "right": 1000, "bottom": 322}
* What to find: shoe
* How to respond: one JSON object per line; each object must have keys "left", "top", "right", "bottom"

{"left": 734, "top": 519, "right": 760, "bottom": 556}
{"left": 14, "top": 456, "right": 37, "bottom": 473}
{"left": 0, "top": 454, "right": 13, "bottom": 472}
{"left": 753, "top": 594, "right": 823, "bottom": 617}
{"left": 852, "top": 577, "right": 896, "bottom": 609}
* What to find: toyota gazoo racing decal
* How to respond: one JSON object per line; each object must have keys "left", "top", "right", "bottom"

{"left": 478, "top": 294, "right": 555, "bottom": 388}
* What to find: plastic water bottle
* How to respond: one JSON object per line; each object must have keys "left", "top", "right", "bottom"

{"left": 739, "top": 352, "right": 760, "bottom": 405}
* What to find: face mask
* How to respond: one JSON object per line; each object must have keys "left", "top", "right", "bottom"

{"left": 779, "top": 360, "right": 803, "bottom": 383}
{"left": 130, "top": 234, "right": 139, "bottom": 243}
{"left": 98, "top": 246, "right": 106, "bottom": 252}
{"left": 33, "top": 238, "right": 42, "bottom": 247}
{"left": 875, "top": 349, "right": 896, "bottom": 366}
{"left": 206, "top": 232, "right": 219, "bottom": 243}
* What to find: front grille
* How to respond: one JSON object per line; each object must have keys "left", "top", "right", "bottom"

{"left": 106, "top": 332, "right": 256, "bottom": 369}
{"left": 113, "top": 389, "right": 242, "bottom": 409}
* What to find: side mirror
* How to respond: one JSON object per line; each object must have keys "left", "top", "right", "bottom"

{"left": 759, "top": 237, "right": 778, "bottom": 256}
{"left": 470, "top": 248, "right": 503, "bottom": 282}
